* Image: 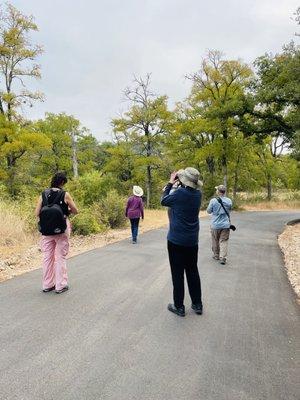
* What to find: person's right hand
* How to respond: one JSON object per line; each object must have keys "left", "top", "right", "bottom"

{"left": 169, "top": 171, "right": 178, "bottom": 184}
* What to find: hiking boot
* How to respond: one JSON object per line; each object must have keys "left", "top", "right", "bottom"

{"left": 42, "top": 286, "right": 55, "bottom": 293}
{"left": 220, "top": 258, "right": 226, "bottom": 265}
{"left": 191, "top": 303, "right": 203, "bottom": 315}
{"left": 167, "top": 303, "right": 185, "bottom": 317}
{"left": 55, "top": 286, "right": 69, "bottom": 294}
{"left": 212, "top": 255, "right": 219, "bottom": 260}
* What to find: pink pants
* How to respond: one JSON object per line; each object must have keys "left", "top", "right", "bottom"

{"left": 41, "top": 221, "right": 70, "bottom": 291}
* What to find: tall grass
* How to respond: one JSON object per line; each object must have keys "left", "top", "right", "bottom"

{"left": 0, "top": 200, "right": 33, "bottom": 247}
{"left": 236, "top": 190, "right": 300, "bottom": 210}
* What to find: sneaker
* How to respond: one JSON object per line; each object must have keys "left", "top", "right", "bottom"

{"left": 212, "top": 255, "right": 219, "bottom": 260}
{"left": 220, "top": 258, "right": 226, "bottom": 265}
{"left": 132, "top": 240, "right": 137, "bottom": 244}
{"left": 167, "top": 303, "right": 185, "bottom": 317}
{"left": 191, "top": 303, "right": 203, "bottom": 315}
{"left": 42, "top": 286, "right": 55, "bottom": 293}
{"left": 55, "top": 286, "right": 69, "bottom": 294}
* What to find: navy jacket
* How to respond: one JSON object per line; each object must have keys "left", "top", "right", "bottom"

{"left": 161, "top": 183, "right": 201, "bottom": 247}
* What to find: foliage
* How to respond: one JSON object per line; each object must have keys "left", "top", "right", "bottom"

{"left": 71, "top": 210, "right": 107, "bottom": 236}
{"left": 0, "top": 3, "right": 43, "bottom": 119}
{"left": 94, "top": 190, "right": 127, "bottom": 229}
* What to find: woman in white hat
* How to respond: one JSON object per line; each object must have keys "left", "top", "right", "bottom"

{"left": 125, "top": 186, "right": 144, "bottom": 244}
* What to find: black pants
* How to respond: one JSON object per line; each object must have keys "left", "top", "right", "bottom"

{"left": 167, "top": 241, "right": 202, "bottom": 308}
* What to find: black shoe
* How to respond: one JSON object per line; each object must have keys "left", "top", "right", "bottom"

{"left": 55, "top": 286, "right": 69, "bottom": 294}
{"left": 220, "top": 258, "right": 226, "bottom": 265}
{"left": 167, "top": 303, "right": 185, "bottom": 317}
{"left": 191, "top": 303, "right": 203, "bottom": 315}
{"left": 42, "top": 286, "right": 55, "bottom": 293}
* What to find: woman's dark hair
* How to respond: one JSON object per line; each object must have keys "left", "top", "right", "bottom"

{"left": 51, "top": 172, "right": 68, "bottom": 188}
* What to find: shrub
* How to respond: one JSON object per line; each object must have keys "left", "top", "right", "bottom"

{"left": 95, "top": 189, "right": 127, "bottom": 229}
{"left": 71, "top": 210, "right": 107, "bottom": 236}
{"left": 66, "top": 171, "right": 118, "bottom": 206}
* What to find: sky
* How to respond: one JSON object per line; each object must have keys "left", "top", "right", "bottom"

{"left": 11, "top": 0, "right": 300, "bottom": 140}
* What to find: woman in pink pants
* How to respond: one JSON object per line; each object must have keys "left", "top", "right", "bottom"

{"left": 35, "top": 172, "right": 78, "bottom": 294}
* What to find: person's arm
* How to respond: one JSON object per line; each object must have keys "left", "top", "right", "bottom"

{"left": 206, "top": 199, "right": 214, "bottom": 214}
{"left": 161, "top": 171, "right": 178, "bottom": 207}
{"left": 35, "top": 196, "right": 42, "bottom": 218}
{"left": 125, "top": 198, "right": 130, "bottom": 217}
{"left": 140, "top": 198, "right": 144, "bottom": 220}
{"left": 65, "top": 192, "right": 78, "bottom": 215}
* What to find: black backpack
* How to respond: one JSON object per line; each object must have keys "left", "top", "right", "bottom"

{"left": 39, "top": 190, "right": 67, "bottom": 236}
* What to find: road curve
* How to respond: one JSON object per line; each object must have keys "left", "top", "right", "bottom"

{"left": 0, "top": 211, "right": 299, "bottom": 400}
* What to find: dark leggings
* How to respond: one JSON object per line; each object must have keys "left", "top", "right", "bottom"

{"left": 130, "top": 218, "right": 140, "bottom": 241}
{"left": 167, "top": 241, "right": 202, "bottom": 308}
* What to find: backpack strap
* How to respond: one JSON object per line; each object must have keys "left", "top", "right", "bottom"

{"left": 216, "top": 197, "right": 231, "bottom": 223}
{"left": 42, "top": 189, "right": 65, "bottom": 207}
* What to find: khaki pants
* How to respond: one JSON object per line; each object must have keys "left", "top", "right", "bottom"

{"left": 211, "top": 228, "right": 230, "bottom": 260}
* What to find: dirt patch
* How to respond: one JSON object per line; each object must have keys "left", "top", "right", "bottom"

{"left": 278, "top": 223, "right": 300, "bottom": 304}
{"left": 0, "top": 210, "right": 206, "bottom": 283}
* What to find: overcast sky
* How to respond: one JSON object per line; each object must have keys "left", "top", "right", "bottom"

{"left": 12, "top": 0, "right": 299, "bottom": 140}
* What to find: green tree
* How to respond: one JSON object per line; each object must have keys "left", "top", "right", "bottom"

{"left": 0, "top": 114, "right": 51, "bottom": 195}
{"left": 253, "top": 43, "right": 300, "bottom": 198}
{"left": 112, "top": 74, "right": 173, "bottom": 207}
{"left": 0, "top": 3, "right": 43, "bottom": 120}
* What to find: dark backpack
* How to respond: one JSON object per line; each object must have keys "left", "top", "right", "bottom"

{"left": 39, "top": 190, "right": 67, "bottom": 235}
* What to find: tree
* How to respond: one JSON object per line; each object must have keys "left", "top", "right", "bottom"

{"left": 0, "top": 4, "right": 43, "bottom": 120}
{"left": 34, "top": 113, "right": 86, "bottom": 178}
{"left": 112, "top": 74, "right": 173, "bottom": 207}
{"left": 184, "top": 50, "right": 253, "bottom": 189}
{"left": 0, "top": 114, "right": 51, "bottom": 195}
{"left": 253, "top": 43, "right": 300, "bottom": 198}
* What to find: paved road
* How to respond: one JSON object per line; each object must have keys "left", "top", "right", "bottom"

{"left": 0, "top": 211, "right": 299, "bottom": 400}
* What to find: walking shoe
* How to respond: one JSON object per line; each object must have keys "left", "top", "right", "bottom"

{"left": 212, "top": 255, "right": 219, "bottom": 260}
{"left": 220, "top": 258, "right": 226, "bottom": 265}
{"left": 42, "top": 286, "right": 55, "bottom": 293}
{"left": 191, "top": 303, "right": 203, "bottom": 315}
{"left": 167, "top": 303, "right": 185, "bottom": 317}
{"left": 55, "top": 286, "right": 69, "bottom": 294}
{"left": 132, "top": 240, "right": 137, "bottom": 244}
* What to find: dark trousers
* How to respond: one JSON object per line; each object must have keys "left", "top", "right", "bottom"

{"left": 130, "top": 218, "right": 140, "bottom": 241}
{"left": 167, "top": 241, "right": 202, "bottom": 308}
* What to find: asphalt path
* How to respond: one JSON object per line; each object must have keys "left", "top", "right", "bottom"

{"left": 0, "top": 211, "right": 299, "bottom": 400}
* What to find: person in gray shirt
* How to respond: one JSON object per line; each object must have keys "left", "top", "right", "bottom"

{"left": 207, "top": 185, "right": 232, "bottom": 265}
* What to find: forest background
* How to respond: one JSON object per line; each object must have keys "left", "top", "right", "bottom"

{"left": 0, "top": 3, "right": 299, "bottom": 237}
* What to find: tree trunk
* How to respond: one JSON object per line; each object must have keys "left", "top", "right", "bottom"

{"left": 146, "top": 165, "right": 151, "bottom": 208}
{"left": 233, "top": 154, "right": 241, "bottom": 202}
{"left": 267, "top": 174, "right": 272, "bottom": 201}
{"left": 222, "top": 154, "right": 228, "bottom": 189}
{"left": 71, "top": 132, "right": 78, "bottom": 178}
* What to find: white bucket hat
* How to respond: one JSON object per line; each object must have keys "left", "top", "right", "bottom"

{"left": 177, "top": 167, "right": 203, "bottom": 190}
{"left": 133, "top": 186, "right": 144, "bottom": 197}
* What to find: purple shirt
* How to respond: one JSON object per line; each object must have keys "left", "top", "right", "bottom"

{"left": 125, "top": 196, "right": 144, "bottom": 219}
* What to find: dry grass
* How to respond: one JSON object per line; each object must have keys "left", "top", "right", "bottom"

{"left": 242, "top": 201, "right": 300, "bottom": 211}
{"left": 0, "top": 202, "right": 35, "bottom": 258}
